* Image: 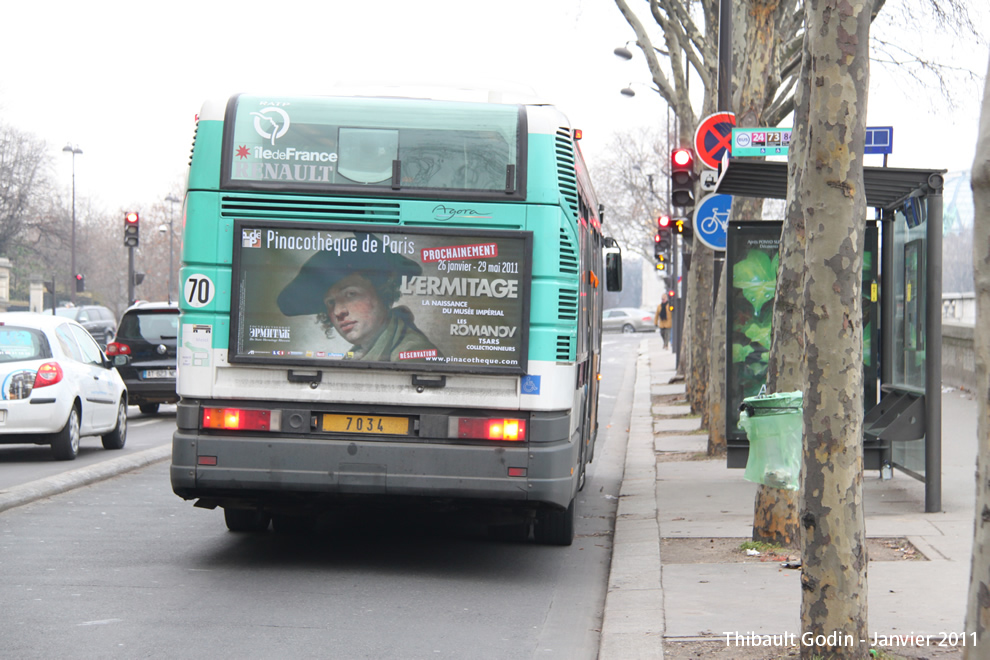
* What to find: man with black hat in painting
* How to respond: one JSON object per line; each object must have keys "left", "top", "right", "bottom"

{"left": 277, "top": 235, "right": 441, "bottom": 362}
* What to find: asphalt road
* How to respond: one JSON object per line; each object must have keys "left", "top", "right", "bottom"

{"left": 0, "top": 335, "right": 641, "bottom": 659}
{"left": 0, "top": 405, "right": 176, "bottom": 492}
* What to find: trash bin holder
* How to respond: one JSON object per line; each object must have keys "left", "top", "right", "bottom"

{"left": 737, "top": 391, "right": 803, "bottom": 490}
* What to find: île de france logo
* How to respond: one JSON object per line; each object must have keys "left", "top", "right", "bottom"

{"left": 250, "top": 107, "right": 291, "bottom": 146}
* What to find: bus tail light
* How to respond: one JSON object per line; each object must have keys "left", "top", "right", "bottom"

{"left": 202, "top": 407, "right": 276, "bottom": 431}
{"left": 456, "top": 417, "right": 527, "bottom": 442}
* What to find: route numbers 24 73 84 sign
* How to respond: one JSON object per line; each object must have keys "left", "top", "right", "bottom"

{"left": 732, "top": 128, "right": 792, "bottom": 157}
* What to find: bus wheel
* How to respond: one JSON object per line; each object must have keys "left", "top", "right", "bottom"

{"left": 224, "top": 507, "right": 271, "bottom": 532}
{"left": 534, "top": 499, "right": 574, "bottom": 546}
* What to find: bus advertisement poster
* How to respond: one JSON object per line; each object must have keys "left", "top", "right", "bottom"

{"left": 228, "top": 221, "right": 532, "bottom": 374}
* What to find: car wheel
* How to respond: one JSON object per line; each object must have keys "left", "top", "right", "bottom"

{"left": 139, "top": 403, "right": 160, "bottom": 415}
{"left": 621, "top": 324, "right": 635, "bottom": 334}
{"left": 102, "top": 398, "right": 128, "bottom": 450}
{"left": 51, "top": 406, "right": 81, "bottom": 461}
{"left": 533, "top": 499, "right": 575, "bottom": 546}
{"left": 225, "top": 508, "right": 271, "bottom": 533}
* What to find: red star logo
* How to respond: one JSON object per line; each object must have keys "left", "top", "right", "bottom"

{"left": 235, "top": 145, "right": 250, "bottom": 159}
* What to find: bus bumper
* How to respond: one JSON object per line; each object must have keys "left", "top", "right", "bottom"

{"left": 170, "top": 405, "right": 580, "bottom": 512}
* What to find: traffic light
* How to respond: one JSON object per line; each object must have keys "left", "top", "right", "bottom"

{"left": 124, "top": 211, "right": 140, "bottom": 247}
{"left": 671, "top": 148, "right": 696, "bottom": 209}
{"left": 74, "top": 274, "right": 84, "bottom": 292}
{"left": 675, "top": 216, "right": 693, "bottom": 238}
{"left": 657, "top": 214, "right": 673, "bottom": 251}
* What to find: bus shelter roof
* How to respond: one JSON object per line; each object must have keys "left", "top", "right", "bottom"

{"left": 713, "top": 160, "right": 947, "bottom": 210}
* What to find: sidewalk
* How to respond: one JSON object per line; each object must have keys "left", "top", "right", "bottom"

{"left": 599, "top": 334, "right": 977, "bottom": 659}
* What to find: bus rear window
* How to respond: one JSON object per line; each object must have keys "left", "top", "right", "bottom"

{"left": 222, "top": 94, "right": 524, "bottom": 198}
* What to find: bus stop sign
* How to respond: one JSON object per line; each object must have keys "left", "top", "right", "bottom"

{"left": 694, "top": 112, "right": 736, "bottom": 170}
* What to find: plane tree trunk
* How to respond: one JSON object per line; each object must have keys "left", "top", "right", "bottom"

{"left": 796, "top": 0, "right": 872, "bottom": 655}
{"left": 964, "top": 50, "right": 990, "bottom": 660}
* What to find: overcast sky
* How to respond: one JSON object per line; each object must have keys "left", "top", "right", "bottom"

{"left": 1, "top": 0, "right": 987, "bottom": 214}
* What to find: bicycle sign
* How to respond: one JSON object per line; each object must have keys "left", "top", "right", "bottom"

{"left": 693, "top": 193, "right": 732, "bottom": 251}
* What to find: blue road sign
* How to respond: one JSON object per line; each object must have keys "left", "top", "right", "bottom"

{"left": 693, "top": 193, "right": 732, "bottom": 251}
{"left": 865, "top": 126, "right": 893, "bottom": 155}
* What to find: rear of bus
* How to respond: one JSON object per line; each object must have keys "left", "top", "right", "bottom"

{"left": 170, "top": 93, "right": 620, "bottom": 545}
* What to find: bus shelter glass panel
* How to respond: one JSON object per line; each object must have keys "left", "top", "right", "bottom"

{"left": 863, "top": 223, "right": 879, "bottom": 410}
{"left": 890, "top": 204, "right": 928, "bottom": 475}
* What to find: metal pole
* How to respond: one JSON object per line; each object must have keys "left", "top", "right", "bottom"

{"left": 168, "top": 218, "right": 173, "bottom": 304}
{"left": 165, "top": 194, "right": 180, "bottom": 304}
{"left": 62, "top": 145, "right": 83, "bottom": 305}
{"left": 128, "top": 247, "right": 135, "bottom": 305}
{"left": 924, "top": 179, "right": 944, "bottom": 513}
{"left": 718, "top": 0, "right": 732, "bottom": 113}
{"left": 70, "top": 157, "right": 76, "bottom": 304}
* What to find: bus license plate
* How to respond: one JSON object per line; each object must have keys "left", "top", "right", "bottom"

{"left": 322, "top": 414, "right": 409, "bottom": 435}
{"left": 143, "top": 369, "right": 176, "bottom": 379}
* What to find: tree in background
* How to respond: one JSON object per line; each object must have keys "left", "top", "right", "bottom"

{"left": 615, "top": 0, "right": 984, "bottom": 556}
{"left": 0, "top": 124, "right": 56, "bottom": 259}
{"left": 613, "top": 0, "right": 804, "bottom": 430}
{"left": 964, "top": 49, "right": 990, "bottom": 660}
{"left": 589, "top": 125, "right": 672, "bottom": 261}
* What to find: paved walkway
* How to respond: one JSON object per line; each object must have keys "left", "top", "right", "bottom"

{"left": 599, "top": 334, "right": 978, "bottom": 658}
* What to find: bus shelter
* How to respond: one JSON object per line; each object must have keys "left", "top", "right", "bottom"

{"left": 714, "top": 160, "right": 946, "bottom": 512}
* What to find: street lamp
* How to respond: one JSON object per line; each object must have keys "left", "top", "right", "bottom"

{"left": 164, "top": 194, "right": 181, "bottom": 304}
{"left": 618, "top": 82, "right": 662, "bottom": 98}
{"left": 62, "top": 144, "right": 83, "bottom": 304}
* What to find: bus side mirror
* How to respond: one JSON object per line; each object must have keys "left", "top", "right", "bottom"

{"left": 604, "top": 242, "right": 622, "bottom": 292}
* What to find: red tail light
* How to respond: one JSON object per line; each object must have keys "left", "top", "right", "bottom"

{"left": 457, "top": 417, "right": 527, "bottom": 441}
{"left": 105, "top": 342, "right": 130, "bottom": 356}
{"left": 202, "top": 407, "right": 273, "bottom": 431}
{"left": 33, "top": 362, "right": 64, "bottom": 388}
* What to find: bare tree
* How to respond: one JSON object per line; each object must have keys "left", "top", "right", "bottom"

{"left": 589, "top": 125, "right": 673, "bottom": 259}
{"left": 0, "top": 123, "right": 59, "bottom": 259}
{"left": 964, "top": 48, "right": 990, "bottom": 660}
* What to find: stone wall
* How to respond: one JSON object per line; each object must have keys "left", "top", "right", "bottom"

{"left": 943, "top": 321, "right": 975, "bottom": 391}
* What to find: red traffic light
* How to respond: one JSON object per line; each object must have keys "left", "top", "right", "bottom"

{"left": 124, "top": 211, "right": 140, "bottom": 247}
{"left": 672, "top": 148, "right": 693, "bottom": 169}
{"left": 671, "top": 149, "right": 696, "bottom": 208}
{"left": 658, "top": 214, "right": 672, "bottom": 229}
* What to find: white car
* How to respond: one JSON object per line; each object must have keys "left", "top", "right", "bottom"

{"left": 0, "top": 312, "right": 127, "bottom": 460}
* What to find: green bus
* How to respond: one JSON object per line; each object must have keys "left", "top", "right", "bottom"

{"left": 170, "top": 92, "right": 621, "bottom": 545}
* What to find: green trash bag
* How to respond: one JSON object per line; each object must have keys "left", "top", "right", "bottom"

{"left": 737, "top": 391, "right": 803, "bottom": 491}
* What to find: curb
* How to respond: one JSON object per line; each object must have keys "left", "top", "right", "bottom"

{"left": 599, "top": 341, "right": 665, "bottom": 659}
{"left": 0, "top": 444, "right": 171, "bottom": 513}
